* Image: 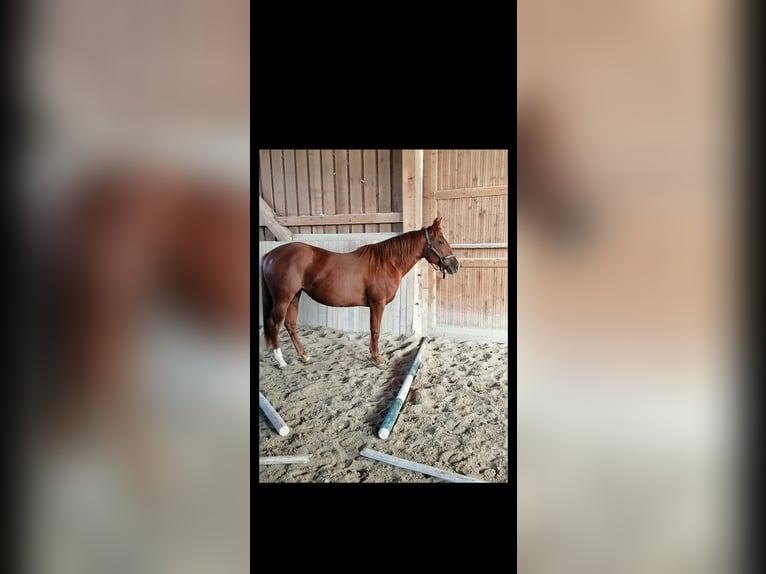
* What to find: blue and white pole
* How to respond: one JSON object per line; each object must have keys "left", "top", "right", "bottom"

{"left": 259, "top": 391, "right": 290, "bottom": 436}
{"left": 378, "top": 337, "right": 430, "bottom": 440}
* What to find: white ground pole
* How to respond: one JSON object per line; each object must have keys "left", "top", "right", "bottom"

{"left": 360, "top": 448, "right": 487, "bottom": 483}
{"left": 259, "top": 391, "right": 290, "bottom": 436}
{"left": 378, "top": 337, "right": 429, "bottom": 440}
{"left": 259, "top": 455, "right": 312, "bottom": 465}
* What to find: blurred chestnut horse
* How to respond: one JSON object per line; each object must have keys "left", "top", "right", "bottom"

{"left": 518, "top": 101, "right": 595, "bottom": 242}
{"left": 261, "top": 217, "right": 459, "bottom": 368}
{"left": 29, "top": 165, "right": 249, "bottom": 439}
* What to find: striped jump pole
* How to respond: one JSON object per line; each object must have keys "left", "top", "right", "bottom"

{"left": 378, "top": 336, "right": 429, "bottom": 440}
{"left": 259, "top": 391, "right": 290, "bottom": 436}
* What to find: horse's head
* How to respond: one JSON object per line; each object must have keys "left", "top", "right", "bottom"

{"left": 423, "top": 216, "right": 460, "bottom": 277}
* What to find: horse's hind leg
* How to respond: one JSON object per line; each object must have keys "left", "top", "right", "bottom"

{"left": 285, "top": 291, "right": 310, "bottom": 363}
{"left": 268, "top": 299, "right": 291, "bottom": 368}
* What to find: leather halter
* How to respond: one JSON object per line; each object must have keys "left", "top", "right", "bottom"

{"left": 423, "top": 227, "right": 457, "bottom": 278}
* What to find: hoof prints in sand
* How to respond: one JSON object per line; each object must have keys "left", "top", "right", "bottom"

{"left": 259, "top": 326, "right": 508, "bottom": 482}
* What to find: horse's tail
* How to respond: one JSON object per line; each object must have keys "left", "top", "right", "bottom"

{"left": 261, "top": 257, "right": 275, "bottom": 349}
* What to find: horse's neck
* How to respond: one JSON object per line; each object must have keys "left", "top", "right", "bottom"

{"left": 395, "top": 236, "right": 426, "bottom": 277}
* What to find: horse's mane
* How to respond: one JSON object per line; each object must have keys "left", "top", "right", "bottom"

{"left": 355, "top": 228, "right": 427, "bottom": 263}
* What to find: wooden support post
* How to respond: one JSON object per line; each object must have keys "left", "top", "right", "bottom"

{"left": 421, "top": 150, "right": 439, "bottom": 335}
{"left": 259, "top": 196, "right": 293, "bottom": 241}
{"left": 403, "top": 150, "right": 424, "bottom": 334}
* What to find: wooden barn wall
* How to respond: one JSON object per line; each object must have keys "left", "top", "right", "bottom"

{"left": 258, "top": 150, "right": 403, "bottom": 240}
{"left": 423, "top": 150, "right": 509, "bottom": 340}
{"left": 258, "top": 234, "right": 415, "bottom": 336}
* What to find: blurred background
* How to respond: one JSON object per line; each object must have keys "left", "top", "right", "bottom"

{"left": 18, "top": 1, "right": 250, "bottom": 573}
{"left": 517, "top": 0, "right": 739, "bottom": 573}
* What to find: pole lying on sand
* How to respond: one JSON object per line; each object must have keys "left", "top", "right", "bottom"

{"left": 259, "top": 391, "right": 290, "bottom": 436}
{"left": 259, "top": 455, "right": 312, "bottom": 465}
{"left": 360, "top": 448, "right": 487, "bottom": 483}
{"left": 378, "top": 336, "right": 429, "bottom": 440}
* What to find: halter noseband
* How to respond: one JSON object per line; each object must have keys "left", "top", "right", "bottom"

{"left": 423, "top": 227, "right": 457, "bottom": 279}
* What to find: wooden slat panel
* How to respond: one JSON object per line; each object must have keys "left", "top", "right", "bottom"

{"left": 433, "top": 267, "right": 508, "bottom": 329}
{"left": 307, "top": 150, "right": 323, "bottom": 234}
{"left": 363, "top": 150, "right": 378, "bottom": 233}
{"left": 269, "top": 150, "right": 286, "bottom": 217}
{"left": 458, "top": 258, "right": 508, "bottom": 268}
{"left": 451, "top": 243, "right": 509, "bottom": 249}
{"left": 294, "top": 150, "right": 312, "bottom": 234}
{"left": 321, "top": 150, "right": 337, "bottom": 234}
{"left": 424, "top": 149, "right": 509, "bottom": 338}
{"left": 378, "top": 150, "right": 392, "bottom": 232}
{"left": 276, "top": 212, "right": 402, "bottom": 226}
{"left": 283, "top": 150, "right": 299, "bottom": 235}
{"left": 453, "top": 248, "right": 508, "bottom": 259}
{"left": 436, "top": 195, "right": 508, "bottom": 244}
{"left": 334, "top": 150, "right": 351, "bottom": 233}
{"left": 349, "top": 151, "right": 364, "bottom": 233}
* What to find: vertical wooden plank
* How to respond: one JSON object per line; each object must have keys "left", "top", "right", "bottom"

{"left": 295, "top": 150, "right": 312, "bottom": 234}
{"left": 259, "top": 150, "right": 275, "bottom": 208}
{"left": 463, "top": 150, "right": 470, "bottom": 188}
{"left": 401, "top": 150, "right": 421, "bottom": 232}
{"left": 334, "top": 150, "right": 351, "bottom": 233}
{"left": 378, "top": 150, "right": 392, "bottom": 232}
{"left": 455, "top": 150, "right": 464, "bottom": 190}
{"left": 444, "top": 149, "right": 452, "bottom": 190}
{"left": 438, "top": 149, "right": 447, "bottom": 191}
{"left": 321, "top": 150, "right": 337, "bottom": 234}
{"left": 283, "top": 150, "right": 299, "bottom": 236}
{"left": 500, "top": 149, "right": 508, "bottom": 184}
{"left": 259, "top": 150, "right": 275, "bottom": 240}
{"left": 269, "top": 150, "right": 286, "bottom": 219}
{"left": 391, "top": 150, "right": 403, "bottom": 232}
{"left": 363, "top": 150, "right": 378, "bottom": 233}
{"left": 406, "top": 274, "right": 414, "bottom": 335}
{"left": 308, "top": 150, "right": 323, "bottom": 234}
{"left": 349, "top": 150, "right": 364, "bottom": 233}
{"left": 480, "top": 149, "right": 489, "bottom": 187}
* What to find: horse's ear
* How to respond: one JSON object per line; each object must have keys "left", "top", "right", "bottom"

{"left": 432, "top": 216, "right": 442, "bottom": 229}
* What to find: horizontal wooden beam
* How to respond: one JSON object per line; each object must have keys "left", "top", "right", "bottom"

{"left": 452, "top": 243, "right": 509, "bottom": 249}
{"left": 433, "top": 185, "right": 507, "bottom": 200}
{"left": 259, "top": 196, "right": 293, "bottom": 241}
{"left": 276, "top": 212, "right": 403, "bottom": 226}
{"left": 458, "top": 258, "right": 508, "bottom": 268}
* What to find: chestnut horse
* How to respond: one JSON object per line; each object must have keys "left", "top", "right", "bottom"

{"left": 517, "top": 101, "right": 595, "bottom": 243}
{"left": 261, "top": 217, "right": 459, "bottom": 368}
{"left": 28, "top": 165, "right": 250, "bottom": 443}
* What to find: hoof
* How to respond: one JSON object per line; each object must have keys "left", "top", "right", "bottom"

{"left": 300, "top": 355, "right": 311, "bottom": 364}
{"left": 373, "top": 360, "right": 386, "bottom": 370}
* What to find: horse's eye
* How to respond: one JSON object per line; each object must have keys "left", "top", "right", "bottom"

{"left": 438, "top": 240, "right": 445, "bottom": 246}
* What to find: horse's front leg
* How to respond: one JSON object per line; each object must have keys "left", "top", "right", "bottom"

{"left": 369, "top": 301, "right": 385, "bottom": 367}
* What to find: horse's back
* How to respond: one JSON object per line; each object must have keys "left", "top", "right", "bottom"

{"left": 261, "top": 242, "right": 347, "bottom": 273}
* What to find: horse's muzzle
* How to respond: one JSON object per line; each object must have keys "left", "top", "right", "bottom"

{"left": 445, "top": 259, "right": 460, "bottom": 274}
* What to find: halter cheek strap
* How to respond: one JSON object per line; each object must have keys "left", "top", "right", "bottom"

{"left": 423, "top": 227, "right": 457, "bottom": 279}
